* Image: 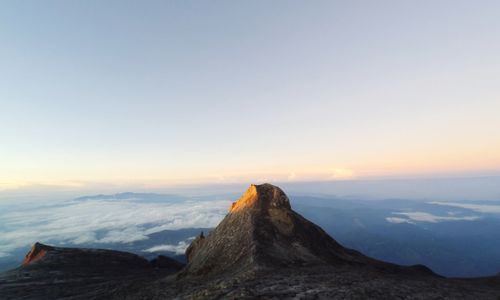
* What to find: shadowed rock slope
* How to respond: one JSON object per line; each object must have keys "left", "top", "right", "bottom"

{"left": 0, "top": 243, "right": 182, "bottom": 300}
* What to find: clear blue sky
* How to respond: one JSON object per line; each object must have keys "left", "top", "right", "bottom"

{"left": 1, "top": 0, "right": 500, "bottom": 190}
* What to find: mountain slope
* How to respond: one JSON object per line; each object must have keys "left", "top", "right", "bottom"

{"left": 180, "top": 183, "right": 432, "bottom": 278}
{"left": 0, "top": 243, "right": 182, "bottom": 300}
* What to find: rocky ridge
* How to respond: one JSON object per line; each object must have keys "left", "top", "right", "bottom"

{"left": 180, "top": 184, "right": 433, "bottom": 279}
{"left": 0, "top": 242, "right": 182, "bottom": 299}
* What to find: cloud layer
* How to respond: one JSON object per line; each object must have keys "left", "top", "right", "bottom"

{"left": 143, "top": 240, "right": 193, "bottom": 255}
{"left": 385, "top": 217, "right": 415, "bottom": 224}
{"left": 388, "top": 211, "right": 480, "bottom": 223}
{"left": 0, "top": 195, "right": 230, "bottom": 257}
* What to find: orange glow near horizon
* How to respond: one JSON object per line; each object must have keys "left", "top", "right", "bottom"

{"left": 2, "top": 160, "right": 499, "bottom": 192}
{"left": 2, "top": 131, "right": 500, "bottom": 191}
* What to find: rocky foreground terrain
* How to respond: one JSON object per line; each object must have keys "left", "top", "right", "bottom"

{"left": 1, "top": 183, "right": 499, "bottom": 299}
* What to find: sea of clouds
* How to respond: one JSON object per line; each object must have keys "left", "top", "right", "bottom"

{"left": 0, "top": 194, "right": 230, "bottom": 258}
{"left": 385, "top": 202, "right": 500, "bottom": 224}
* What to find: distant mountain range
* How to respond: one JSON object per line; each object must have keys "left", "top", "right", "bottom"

{"left": 1, "top": 184, "right": 499, "bottom": 299}
{"left": 74, "top": 192, "right": 186, "bottom": 203}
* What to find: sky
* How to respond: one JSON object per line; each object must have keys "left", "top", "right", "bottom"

{"left": 1, "top": 0, "right": 500, "bottom": 191}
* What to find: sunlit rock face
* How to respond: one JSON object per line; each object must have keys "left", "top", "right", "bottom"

{"left": 229, "top": 184, "right": 291, "bottom": 213}
{"left": 23, "top": 242, "right": 52, "bottom": 265}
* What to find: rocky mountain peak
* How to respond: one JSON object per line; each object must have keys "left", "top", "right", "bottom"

{"left": 180, "top": 183, "right": 372, "bottom": 278}
{"left": 229, "top": 183, "right": 291, "bottom": 213}
{"left": 23, "top": 242, "right": 53, "bottom": 265}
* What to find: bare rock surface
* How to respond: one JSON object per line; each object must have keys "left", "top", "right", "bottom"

{"left": 0, "top": 243, "right": 182, "bottom": 299}
{"left": 180, "top": 184, "right": 434, "bottom": 279}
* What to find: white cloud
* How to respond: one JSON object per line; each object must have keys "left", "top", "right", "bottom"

{"left": 72, "top": 232, "right": 98, "bottom": 244}
{"left": 430, "top": 202, "right": 500, "bottom": 214}
{"left": 97, "top": 228, "right": 149, "bottom": 244}
{"left": 391, "top": 212, "right": 480, "bottom": 223}
{"left": 143, "top": 240, "right": 190, "bottom": 255}
{"left": 0, "top": 197, "right": 230, "bottom": 256}
{"left": 385, "top": 217, "right": 414, "bottom": 224}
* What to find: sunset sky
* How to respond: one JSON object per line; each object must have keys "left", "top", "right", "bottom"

{"left": 1, "top": 0, "right": 500, "bottom": 191}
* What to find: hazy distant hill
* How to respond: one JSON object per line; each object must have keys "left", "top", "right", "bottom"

{"left": 74, "top": 192, "right": 186, "bottom": 203}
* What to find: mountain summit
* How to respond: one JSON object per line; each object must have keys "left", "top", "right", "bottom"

{"left": 229, "top": 183, "right": 291, "bottom": 212}
{"left": 181, "top": 183, "right": 432, "bottom": 279}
